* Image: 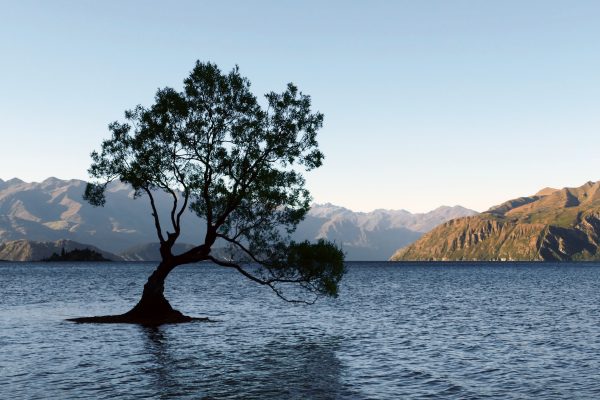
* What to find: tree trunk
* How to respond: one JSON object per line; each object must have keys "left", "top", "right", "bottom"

{"left": 68, "top": 260, "right": 207, "bottom": 325}
{"left": 122, "top": 260, "right": 191, "bottom": 323}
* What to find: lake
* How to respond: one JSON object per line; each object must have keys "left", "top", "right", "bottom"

{"left": 2, "top": 261, "right": 600, "bottom": 399}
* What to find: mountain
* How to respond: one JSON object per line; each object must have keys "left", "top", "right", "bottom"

{"left": 295, "top": 204, "right": 477, "bottom": 260}
{"left": 0, "top": 177, "right": 205, "bottom": 253}
{"left": 0, "top": 177, "right": 476, "bottom": 260}
{"left": 391, "top": 181, "right": 600, "bottom": 261}
{"left": 0, "top": 239, "right": 121, "bottom": 261}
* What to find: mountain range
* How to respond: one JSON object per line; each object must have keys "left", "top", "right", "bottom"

{"left": 391, "top": 181, "right": 600, "bottom": 261}
{"left": 296, "top": 203, "right": 477, "bottom": 260}
{"left": 0, "top": 177, "right": 476, "bottom": 260}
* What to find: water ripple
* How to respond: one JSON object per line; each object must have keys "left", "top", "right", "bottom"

{"left": 2, "top": 262, "right": 600, "bottom": 398}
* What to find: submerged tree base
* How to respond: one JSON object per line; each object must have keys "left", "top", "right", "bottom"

{"left": 67, "top": 293, "right": 212, "bottom": 326}
{"left": 67, "top": 310, "right": 211, "bottom": 326}
{"left": 67, "top": 280, "right": 214, "bottom": 326}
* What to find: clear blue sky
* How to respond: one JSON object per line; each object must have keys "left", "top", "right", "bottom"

{"left": 1, "top": 0, "right": 599, "bottom": 212}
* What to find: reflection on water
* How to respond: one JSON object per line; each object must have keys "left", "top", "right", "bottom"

{"left": 139, "top": 324, "right": 357, "bottom": 399}
{"left": 142, "top": 327, "right": 182, "bottom": 398}
{"left": 2, "top": 262, "right": 600, "bottom": 399}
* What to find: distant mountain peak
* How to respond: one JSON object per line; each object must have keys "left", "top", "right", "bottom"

{"left": 6, "top": 178, "right": 24, "bottom": 185}
{"left": 310, "top": 203, "right": 350, "bottom": 211}
{"left": 42, "top": 177, "right": 61, "bottom": 183}
{"left": 534, "top": 187, "right": 559, "bottom": 197}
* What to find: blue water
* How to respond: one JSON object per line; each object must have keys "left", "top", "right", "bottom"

{"left": 2, "top": 262, "right": 600, "bottom": 399}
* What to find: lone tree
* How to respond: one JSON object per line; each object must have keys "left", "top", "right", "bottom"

{"left": 70, "top": 61, "right": 345, "bottom": 325}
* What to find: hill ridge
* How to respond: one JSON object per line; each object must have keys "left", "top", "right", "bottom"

{"left": 391, "top": 180, "right": 600, "bottom": 261}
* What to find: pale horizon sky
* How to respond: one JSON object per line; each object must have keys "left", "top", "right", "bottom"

{"left": 1, "top": 1, "right": 599, "bottom": 213}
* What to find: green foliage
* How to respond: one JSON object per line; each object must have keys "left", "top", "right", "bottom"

{"left": 83, "top": 183, "right": 106, "bottom": 207}
{"left": 286, "top": 240, "right": 346, "bottom": 297}
{"left": 85, "top": 61, "right": 345, "bottom": 301}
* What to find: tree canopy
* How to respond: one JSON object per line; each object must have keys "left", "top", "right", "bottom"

{"left": 84, "top": 61, "right": 345, "bottom": 305}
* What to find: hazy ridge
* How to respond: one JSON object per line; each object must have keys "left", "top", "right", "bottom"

{"left": 298, "top": 203, "right": 477, "bottom": 260}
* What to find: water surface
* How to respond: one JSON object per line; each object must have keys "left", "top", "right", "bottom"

{"left": 2, "top": 262, "right": 600, "bottom": 399}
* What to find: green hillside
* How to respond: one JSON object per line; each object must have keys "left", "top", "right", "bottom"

{"left": 391, "top": 181, "right": 600, "bottom": 261}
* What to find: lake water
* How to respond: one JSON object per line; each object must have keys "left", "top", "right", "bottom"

{"left": 2, "top": 262, "right": 600, "bottom": 399}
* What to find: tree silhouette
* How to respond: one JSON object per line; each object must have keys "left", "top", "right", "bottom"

{"left": 71, "top": 61, "right": 345, "bottom": 325}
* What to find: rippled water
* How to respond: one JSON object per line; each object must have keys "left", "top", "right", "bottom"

{"left": 2, "top": 262, "right": 600, "bottom": 399}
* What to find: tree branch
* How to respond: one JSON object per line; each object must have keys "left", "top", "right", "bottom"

{"left": 216, "top": 233, "right": 272, "bottom": 266}
{"left": 206, "top": 255, "right": 317, "bottom": 304}
{"left": 143, "top": 187, "right": 165, "bottom": 243}
{"left": 206, "top": 255, "right": 268, "bottom": 285}
{"left": 165, "top": 186, "right": 179, "bottom": 235}
{"left": 176, "top": 189, "right": 189, "bottom": 234}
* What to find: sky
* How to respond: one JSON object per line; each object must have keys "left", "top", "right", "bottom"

{"left": 1, "top": 0, "right": 599, "bottom": 213}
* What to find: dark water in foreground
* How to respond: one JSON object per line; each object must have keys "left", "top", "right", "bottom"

{"left": 2, "top": 262, "right": 600, "bottom": 399}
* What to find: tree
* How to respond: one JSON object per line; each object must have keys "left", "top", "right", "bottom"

{"left": 69, "top": 61, "right": 345, "bottom": 325}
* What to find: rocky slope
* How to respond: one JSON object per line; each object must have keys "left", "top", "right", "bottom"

{"left": 391, "top": 181, "right": 600, "bottom": 261}
{"left": 0, "top": 239, "right": 121, "bottom": 261}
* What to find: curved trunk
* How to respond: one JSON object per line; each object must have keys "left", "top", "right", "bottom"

{"left": 68, "top": 260, "right": 206, "bottom": 325}
{"left": 123, "top": 260, "right": 189, "bottom": 322}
